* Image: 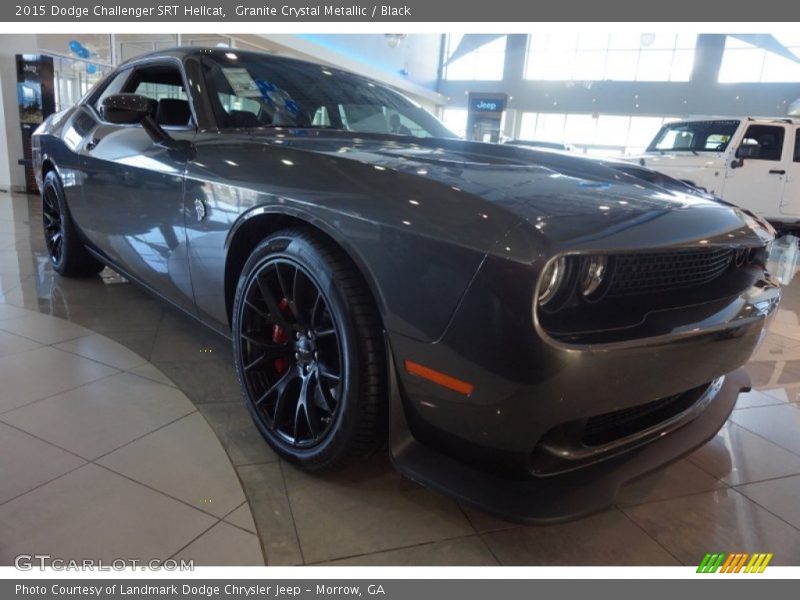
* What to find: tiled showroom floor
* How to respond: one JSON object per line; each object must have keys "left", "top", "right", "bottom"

{"left": 2, "top": 190, "right": 800, "bottom": 566}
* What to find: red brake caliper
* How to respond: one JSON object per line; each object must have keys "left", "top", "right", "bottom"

{"left": 272, "top": 298, "right": 291, "bottom": 374}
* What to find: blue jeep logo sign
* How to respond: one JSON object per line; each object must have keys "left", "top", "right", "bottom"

{"left": 469, "top": 96, "right": 506, "bottom": 112}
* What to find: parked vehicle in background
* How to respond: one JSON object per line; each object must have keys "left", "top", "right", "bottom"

{"left": 628, "top": 117, "right": 800, "bottom": 230}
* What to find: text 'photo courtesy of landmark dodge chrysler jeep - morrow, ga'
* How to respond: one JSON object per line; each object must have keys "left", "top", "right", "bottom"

{"left": 630, "top": 117, "right": 800, "bottom": 230}
{"left": 32, "top": 47, "right": 780, "bottom": 522}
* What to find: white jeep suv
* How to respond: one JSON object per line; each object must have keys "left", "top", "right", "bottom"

{"left": 628, "top": 118, "right": 800, "bottom": 229}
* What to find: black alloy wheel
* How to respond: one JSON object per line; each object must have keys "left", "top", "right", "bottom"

{"left": 41, "top": 170, "right": 105, "bottom": 277}
{"left": 233, "top": 229, "right": 386, "bottom": 471}
{"left": 239, "top": 257, "right": 343, "bottom": 448}
{"left": 42, "top": 184, "right": 64, "bottom": 266}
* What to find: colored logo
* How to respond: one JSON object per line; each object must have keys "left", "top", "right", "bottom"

{"left": 697, "top": 552, "right": 773, "bottom": 573}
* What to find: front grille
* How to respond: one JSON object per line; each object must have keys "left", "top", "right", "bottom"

{"left": 608, "top": 248, "right": 735, "bottom": 297}
{"left": 582, "top": 385, "right": 707, "bottom": 447}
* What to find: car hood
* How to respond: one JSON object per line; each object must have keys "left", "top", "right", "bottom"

{"left": 248, "top": 131, "right": 772, "bottom": 255}
{"left": 259, "top": 132, "right": 719, "bottom": 217}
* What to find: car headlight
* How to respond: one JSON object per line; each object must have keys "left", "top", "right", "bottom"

{"left": 581, "top": 255, "right": 608, "bottom": 298}
{"left": 538, "top": 257, "right": 567, "bottom": 306}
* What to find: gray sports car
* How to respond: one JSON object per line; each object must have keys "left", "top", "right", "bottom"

{"left": 32, "top": 47, "right": 779, "bottom": 522}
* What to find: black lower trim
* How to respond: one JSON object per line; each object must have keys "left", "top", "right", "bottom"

{"left": 389, "top": 351, "right": 747, "bottom": 524}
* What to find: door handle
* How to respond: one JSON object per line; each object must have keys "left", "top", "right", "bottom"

{"left": 769, "top": 169, "right": 786, "bottom": 175}
{"left": 85, "top": 137, "right": 100, "bottom": 151}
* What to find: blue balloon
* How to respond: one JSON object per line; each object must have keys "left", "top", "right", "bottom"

{"left": 77, "top": 47, "right": 90, "bottom": 59}
{"left": 86, "top": 64, "right": 97, "bottom": 74}
{"left": 68, "top": 40, "right": 82, "bottom": 54}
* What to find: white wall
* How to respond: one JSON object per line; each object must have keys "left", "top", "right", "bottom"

{"left": 0, "top": 34, "right": 38, "bottom": 192}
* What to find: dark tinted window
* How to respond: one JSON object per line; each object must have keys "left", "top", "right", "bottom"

{"left": 795, "top": 129, "right": 800, "bottom": 162}
{"left": 200, "top": 52, "right": 455, "bottom": 138}
{"left": 121, "top": 64, "right": 192, "bottom": 127}
{"left": 123, "top": 64, "right": 187, "bottom": 101}
{"left": 740, "top": 125, "right": 785, "bottom": 161}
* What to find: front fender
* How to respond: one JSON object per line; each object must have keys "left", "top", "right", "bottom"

{"left": 189, "top": 178, "right": 489, "bottom": 342}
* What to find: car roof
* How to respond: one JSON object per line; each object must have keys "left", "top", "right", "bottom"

{"left": 665, "top": 116, "right": 800, "bottom": 125}
{"left": 117, "top": 46, "right": 342, "bottom": 73}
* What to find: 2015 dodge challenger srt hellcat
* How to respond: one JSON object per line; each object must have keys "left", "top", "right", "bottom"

{"left": 32, "top": 47, "right": 780, "bottom": 522}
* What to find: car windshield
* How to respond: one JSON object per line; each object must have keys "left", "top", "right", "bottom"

{"left": 647, "top": 120, "right": 741, "bottom": 153}
{"left": 200, "top": 52, "right": 456, "bottom": 139}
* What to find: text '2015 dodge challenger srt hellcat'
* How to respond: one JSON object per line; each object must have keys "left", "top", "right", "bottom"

{"left": 32, "top": 47, "right": 780, "bottom": 523}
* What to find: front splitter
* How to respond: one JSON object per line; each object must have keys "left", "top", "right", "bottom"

{"left": 389, "top": 366, "right": 748, "bottom": 524}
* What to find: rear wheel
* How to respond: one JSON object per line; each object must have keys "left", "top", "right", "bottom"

{"left": 42, "top": 170, "right": 104, "bottom": 277}
{"left": 232, "top": 228, "right": 387, "bottom": 471}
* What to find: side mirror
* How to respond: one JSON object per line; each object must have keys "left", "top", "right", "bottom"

{"left": 101, "top": 93, "right": 193, "bottom": 155}
{"left": 736, "top": 144, "right": 762, "bottom": 160}
{"left": 101, "top": 93, "right": 155, "bottom": 125}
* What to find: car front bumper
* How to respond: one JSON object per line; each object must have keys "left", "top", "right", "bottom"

{"left": 390, "top": 364, "right": 748, "bottom": 524}
{"left": 386, "top": 253, "right": 778, "bottom": 522}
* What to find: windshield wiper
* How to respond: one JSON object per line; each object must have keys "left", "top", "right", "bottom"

{"left": 242, "top": 124, "right": 347, "bottom": 132}
{"left": 269, "top": 125, "right": 346, "bottom": 131}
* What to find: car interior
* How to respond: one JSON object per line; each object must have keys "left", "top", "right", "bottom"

{"left": 95, "top": 64, "right": 194, "bottom": 128}
{"left": 741, "top": 124, "right": 785, "bottom": 160}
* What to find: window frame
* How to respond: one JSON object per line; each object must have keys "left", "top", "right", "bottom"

{"left": 739, "top": 124, "right": 786, "bottom": 162}
{"left": 794, "top": 128, "right": 800, "bottom": 163}
{"left": 84, "top": 56, "right": 198, "bottom": 132}
{"left": 91, "top": 68, "right": 133, "bottom": 115}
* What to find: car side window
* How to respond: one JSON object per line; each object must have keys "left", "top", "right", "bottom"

{"left": 93, "top": 69, "right": 132, "bottom": 114}
{"left": 795, "top": 129, "right": 800, "bottom": 163}
{"left": 119, "top": 64, "right": 193, "bottom": 128}
{"left": 216, "top": 92, "right": 267, "bottom": 127}
{"left": 740, "top": 124, "right": 785, "bottom": 161}
{"left": 388, "top": 111, "right": 431, "bottom": 138}
{"left": 133, "top": 79, "right": 187, "bottom": 103}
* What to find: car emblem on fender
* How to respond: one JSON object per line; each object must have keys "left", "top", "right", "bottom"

{"left": 194, "top": 199, "right": 206, "bottom": 222}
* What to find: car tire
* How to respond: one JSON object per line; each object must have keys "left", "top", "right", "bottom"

{"left": 42, "top": 170, "right": 104, "bottom": 277}
{"left": 232, "top": 228, "right": 387, "bottom": 471}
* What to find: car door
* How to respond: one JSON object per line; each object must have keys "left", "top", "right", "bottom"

{"left": 780, "top": 127, "right": 800, "bottom": 218}
{"left": 723, "top": 123, "right": 790, "bottom": 219}
{"left": 74, "top": 60, "right": 196, "bottom": 311}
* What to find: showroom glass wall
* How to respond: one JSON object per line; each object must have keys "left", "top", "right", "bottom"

{"left": 443, "top": 35, "right": 507, "bottom": 81}
{"left": 438, "top": 33, "right": 800, "bottom": 155}
{"left": 718, "top": 35, "right": 800, "bottom": 83}
{"left": 517, "top": 113, "right": 678, "bottom": 155}
{"left": 441, "top": 108, "right": 468, "bottom": 138}
{"left": 37, "top": 35, "right": 113, "bottom": 110}
{"left": 524, "top": 33, "right": 697, "bottom": 83}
